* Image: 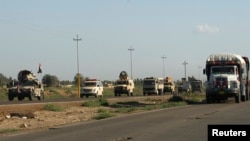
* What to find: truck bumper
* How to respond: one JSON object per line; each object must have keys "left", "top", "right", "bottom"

{"left": 80, "top": 93, "right": 97, "bottom": 97}
{"left": 206, "top": 88, "right": 240, "bottom": 99}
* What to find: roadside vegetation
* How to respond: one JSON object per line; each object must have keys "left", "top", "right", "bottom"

{"left": 43, "top": 104, "right": 65, "bottom": 112}
{"left": 81, "top": 93, "right": 205, "bottom": 120}
{"left": 0, "top": 128, "right": 19, "bottom": 134}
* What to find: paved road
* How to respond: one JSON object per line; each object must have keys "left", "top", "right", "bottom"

{"left": 1, "top": 99, "right": 250, "bottom": 141}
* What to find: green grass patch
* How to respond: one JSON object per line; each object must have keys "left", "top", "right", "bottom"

{"left": 0, "top": 87, "right": 7, "bottom": 100}
{"left": 44, "top": 87, "right": 66, "bottom": 99}
{"left": 0, "top": 128, "right": 19, "bottom": 134}
{"left": 81, "top": 98, "right": 109, "bottom": 107}
{"left": 93, "top": 109, "right": 114, "bottom": 120}
{"left": 43, "top": 104, "right": 64, "bottom": 112}
{"left": 114, "top": 107, "right": 137, "bottom": 113}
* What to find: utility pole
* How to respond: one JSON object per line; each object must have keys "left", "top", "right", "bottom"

{"left": 128, "top": 46, "right": 134, "bottom": 79}
{"left": 73, "top": 34, "right": 82, "bottom": 98}
{"left": 198, "top": 66, "right": 202, "bottom": 80}
{"left": 161, "top": 55, "right": 166, "bottom": 78}
{"left": 183, "top": 61, "right": 188, "bottom": 80}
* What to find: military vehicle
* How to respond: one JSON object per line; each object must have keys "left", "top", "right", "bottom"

{"left": 114, "top": 71, "right": 134, "bottom": 96}
{"left": 7, "top": 70, "right": 44, "bottom": 101}
{"left": 163, "top": 76, "right": 175, "bottom": 94}
{"left": 143, "top": 77, "right": 164, "bottom": 95}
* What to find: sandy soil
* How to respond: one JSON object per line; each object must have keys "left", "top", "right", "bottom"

{"left": 0, "top": 102, "right": 100, "bottom": 134}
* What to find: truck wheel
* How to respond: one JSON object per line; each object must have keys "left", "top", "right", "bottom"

{"left": 235, "top": 95, "right": 240, "bottom": 103}
{"left": 38, "top": 91, "right": 44, "bottom": 100}
{"left": 8, "top": 94, "right": 14, "bottom": 101}
{"left": 206, "top": 95, "right": 212, "bottom": 104}
{"left": 29, "top": 92, "right": 33, "bottom": 101}
{"left": 18, "top": 95, "right": 24, "bottom": 101}
{"left": 241, "top": 95, "right": 246, "bottom": 102}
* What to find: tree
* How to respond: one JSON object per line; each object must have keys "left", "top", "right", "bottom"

{"left": 0, "top": 73, "right": 9, "bottom": 87}
{"left": 188, "top": 76, "right": 198, "bottom": 81}
{"left": 42, "top": 74, "right": 60, "bottom": 87}
{"left": 73, "top": 73, "right": 85, "bottom": 86}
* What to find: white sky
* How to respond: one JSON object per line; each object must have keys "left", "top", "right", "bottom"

{"left": 0, "top": 0, "right": 250, "bottom": 81}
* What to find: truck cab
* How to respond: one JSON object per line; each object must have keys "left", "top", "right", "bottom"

{"left": 203, "top": 53, "right": 250, "bottom": 103}
{"left": 143, "top": 77, "right": 164, "bottom": 95}
{"left": 80, "top": 79, "right": 103, "bottom": 98}
{"left": 114, "top": 79, "right": 134, "bottom": 96}
{"left": 191, "top": 80, "right": 203, "bottom": 93}
{"left": 163, "top": 77, "right": 175, "bottom": 94}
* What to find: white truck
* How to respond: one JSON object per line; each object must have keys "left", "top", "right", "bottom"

{"left": 143, "top": 77, "right": 164, "bottom": 95}
{"left": 114, "top": 71, "right": 134, "bottom": 96}
{"left": 7, "top": 70, "right": 44, "bottom": 101}
{"left": 80, "top": 79, "right": 103, "bottom": 98}
{"left": 203, "top": 53, "right": 250, "bottom": 103}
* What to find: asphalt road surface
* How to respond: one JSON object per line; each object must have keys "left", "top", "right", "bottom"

{"left": 1, "top": 99, "right": 250, "bottom": 141}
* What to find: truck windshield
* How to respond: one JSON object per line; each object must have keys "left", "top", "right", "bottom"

{"left": 164, "top": 82, "right": 172, "bottom": 85}
{"left": 116, "top": 81, "right": 128, "bottom": 85}
{"left": 84, "top": 82, "right": 96, "bottom": 86}
{"left": 22, "top": 81, "right": 34, "bottom": 86}
{"left": 143, "top": 80, "right": 155, "bottom": 85}
{"left": 211, "top": 67, "right": 235, "bottom": 74}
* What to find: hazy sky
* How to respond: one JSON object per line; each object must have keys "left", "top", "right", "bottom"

{"left": 1, "top": 0, "right": 250, "bottom": 81}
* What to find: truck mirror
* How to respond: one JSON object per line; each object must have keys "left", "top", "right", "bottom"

{"left": 241, "top": 68, "right": 244, "bottom": 73}
{"left": 203, "top": 69, "right": 206, "bottom": 74}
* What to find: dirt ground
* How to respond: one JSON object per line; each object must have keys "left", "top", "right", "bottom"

{"left": 0, "top": 102, "right": 100, "bottom": 134}
{"left": 0, "top": 96, "right": 172, "bottom": 135}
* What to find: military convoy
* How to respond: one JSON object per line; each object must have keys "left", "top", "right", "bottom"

{"left": 5, "top": 53, "right": 250, "bottom": 105}
{"left": 7, "top": 70, "right": 44, "bottom": 101}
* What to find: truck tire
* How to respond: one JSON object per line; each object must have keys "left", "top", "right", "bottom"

{"left": 38, "top": 91, "right": 44, "bottom": 100}
{"left": 206, "top": 94, "right": 212, "bottom": 104}
{"left": 17, "top": 95, "right": 24, "bottom": 101}
{"left": 235, "top": 94, "right": 240, "bottom": 103}
{"left": 8, "top": 94, "right": 14, "bottom": 101}
{"left": 241, "top": 95, "right": 246, "bottom": 102}
{"left": 114, "top": 93, "right": 118, "bottom": 97}
{"left": 28, "top": 91, "right": 33, "bottom": 101}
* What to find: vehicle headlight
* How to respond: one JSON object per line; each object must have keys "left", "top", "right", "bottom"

{"left": 230, "top": 81, "right": 238, "bottom": 88}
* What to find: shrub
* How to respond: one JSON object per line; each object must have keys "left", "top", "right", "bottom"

{"left": 43, "top": 104, "right": 64, "bottom": 112}
{"left": 93, "top": 109, "right": 114, "bottom": 120}
{"left": 81, "top": 98, "right": 109, "bottom": 107}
